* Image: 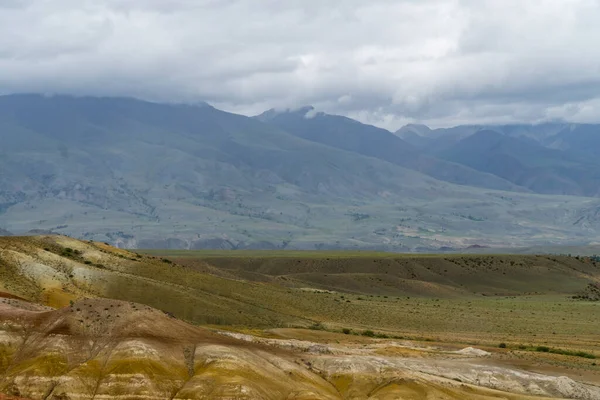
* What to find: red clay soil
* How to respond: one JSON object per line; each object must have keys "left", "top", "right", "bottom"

{"left": 0, "top": 394, "right": 32, "bottom": 400}
{"left": 0, "top": 292, "right": 26, "bottom": 301}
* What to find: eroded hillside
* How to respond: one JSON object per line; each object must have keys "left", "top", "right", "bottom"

{"left": 1, "top": 236, "right": 600, "bottom": 398}
{"left": 2, "top": 296, "right": 600, "bottom": 399}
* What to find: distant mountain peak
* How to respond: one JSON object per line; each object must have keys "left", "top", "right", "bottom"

{"left": 255, "top": 105, "right": 319, "bottom": 121}
{"left": 403, "top": 123, "right": 432, "bottom": 131}
{"left": 395, "top": 123, "right": 432, "bottom": 137}
{"left": 294, "top": 105, "right": 315, "bottom": 114}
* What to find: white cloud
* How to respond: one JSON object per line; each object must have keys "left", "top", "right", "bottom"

{"left": 1, "top": 0, "right": 600, "bottom": 130}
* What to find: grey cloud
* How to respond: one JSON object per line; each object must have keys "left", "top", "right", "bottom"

{"left": 1, "top": 0, "right": 600, "bottom": 129}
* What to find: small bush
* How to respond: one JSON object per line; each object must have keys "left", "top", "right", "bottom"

{"left": 84, "top": 260, "right": 92, "bottom": 265}
{"left": 499, "top": 343, "right": 507, "bottom": 349}
{"left": 362, "top": 330, "right": 376, "bottom": 337}
{"left": 309, "top": 322, "right": 325, "bottom": 330}
{"left": 342, "top": 328, "right": 351, "bottom": 335}
{"left": 536, "top": 346, "right": 550, "bottom": 353}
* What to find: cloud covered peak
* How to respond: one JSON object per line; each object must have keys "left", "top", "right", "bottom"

{"left": 1, "top": 0, "right": 600, "bottom": 129}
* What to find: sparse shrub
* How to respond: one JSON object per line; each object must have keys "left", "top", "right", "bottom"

{"left": 84, "top": 260, "right": 92, "bottom": 265}
{"left": 499, "top": 343, "right": 507, "bottom": 349}
{"left": 362, "top": 330, "right": 375, "bottom": 337}
{"left": 530, "top": 345, "right": 596, "bottom": 359}
{"left": 342, "top": 328, "right": 351, "bottom": 335}
{"left": 309, "top": 322, "right": 325, "bottom": 330}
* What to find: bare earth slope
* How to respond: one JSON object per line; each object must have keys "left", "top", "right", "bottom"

{"left": 2, "top": 236, "right": 600, "bottom": 398}
{"left": 1, "top": 296, "right": 600, "bottom": 399}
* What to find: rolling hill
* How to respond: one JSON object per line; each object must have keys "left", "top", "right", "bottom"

{"left": 1, "top": 235, "right": 600, "bottom": 399}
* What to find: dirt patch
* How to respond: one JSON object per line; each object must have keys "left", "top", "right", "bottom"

{"left": 0, "top": 292, "right": 26, "bottom": 301}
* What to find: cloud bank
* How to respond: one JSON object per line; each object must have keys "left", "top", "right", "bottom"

{"left": 2, "top": 0, "right": 600, "bottom": 129}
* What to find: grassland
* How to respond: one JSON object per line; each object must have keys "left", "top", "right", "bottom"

{"left": 137, "top": 249, "right": 600, "bottom": 355}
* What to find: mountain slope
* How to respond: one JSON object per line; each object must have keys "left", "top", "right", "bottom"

{"left": 436, "top": 130, "right": 600, "bottom": 196}
{"left": 1, "top": 95, "right": 600, "bottom": 249}
{"left": 547, "top": 124, "right": 600, "bottom": 155}
{"left": 257, "top": 107, "right": 525, "bottom": 192}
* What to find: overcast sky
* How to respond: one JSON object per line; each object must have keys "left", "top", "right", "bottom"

{"left": 2, "top": 0, "right": 600, "bottom": 129}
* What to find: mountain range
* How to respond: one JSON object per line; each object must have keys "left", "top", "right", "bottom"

{"left": 1, "top": 94, "right": 600, "bottom": 250}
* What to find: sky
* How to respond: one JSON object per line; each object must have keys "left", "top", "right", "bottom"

{"left": 2, "top": 0, "right": 600, "bottom": 130}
